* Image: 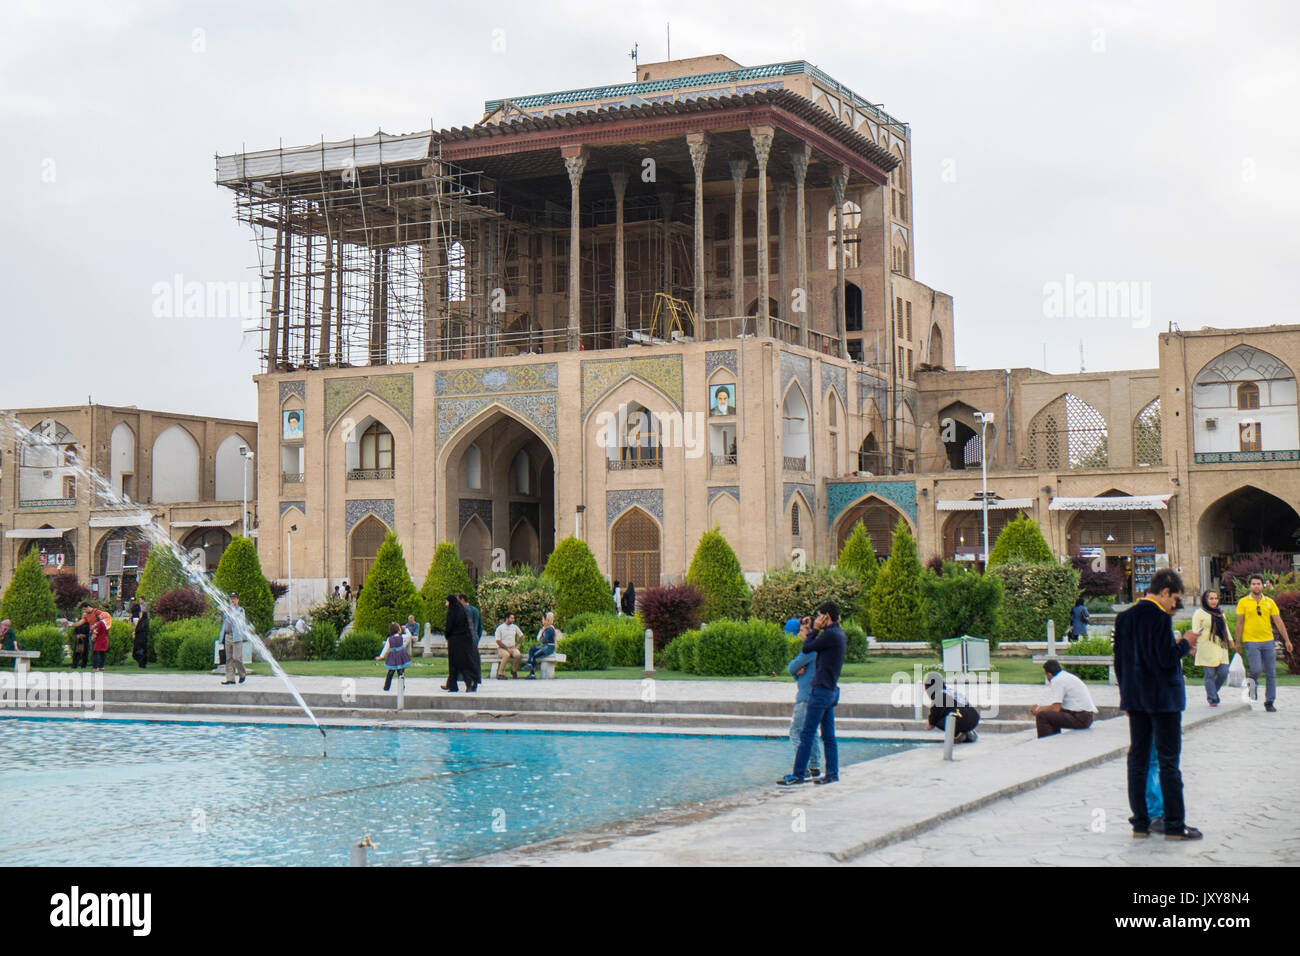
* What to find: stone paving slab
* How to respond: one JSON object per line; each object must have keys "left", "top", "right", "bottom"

{"left": 477, "top": 691, "right": 1285, "bottom": 866}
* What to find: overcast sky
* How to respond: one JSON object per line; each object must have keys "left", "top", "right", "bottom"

{"left": 3, "top": 0, "right": 1297, "bottom": 420}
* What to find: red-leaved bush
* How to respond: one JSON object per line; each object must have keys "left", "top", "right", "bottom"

{"left": 637, "top": 583, "right": 704, "bottom": 649}
{"left": 1072, "top": 556, "right": 1126, "bottom": 598}
{"left": 153, "top": 587, "right": 209, "bottom": 623}
{"left": 1221, "top": 549, "right": 1293, "bottom": 597}
{"left": 50, "top": 574, "right": 95, "bottom": 617}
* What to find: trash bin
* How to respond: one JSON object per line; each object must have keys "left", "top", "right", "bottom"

{"left": 941, "top": 636, "right": 991, "bottom": 673}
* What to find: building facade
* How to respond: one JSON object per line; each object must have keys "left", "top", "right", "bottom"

{"left": 0, "top": 405, "right": 258, "bottom": 603}
{"left": 218, "top": 55, "right": 1298, "bottom": 610}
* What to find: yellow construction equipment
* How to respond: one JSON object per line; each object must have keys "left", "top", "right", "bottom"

{"left": 648, "top": 293, "right": 696, "bottom": 343}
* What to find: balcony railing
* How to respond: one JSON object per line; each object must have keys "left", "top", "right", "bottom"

{"left": 607, "top": 456, "right": 663, "bottom": 471}
{"left": 347, "top": 468, "right": 395, "bottom": 480}
{"left": 711, "top": 453, "right": 738, "bottom": 467}
{"left": 281, "top": 472, "right": 304, "bottom": 483}
{"left": 18, "top": 498, "right": 76, "bottom": 509}
{"left": 784, "top": 456, "right": 808, "bottom": 471}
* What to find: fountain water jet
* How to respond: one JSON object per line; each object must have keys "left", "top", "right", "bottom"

{"left": 5, "top": 414, "right": 327, "bottom": 754}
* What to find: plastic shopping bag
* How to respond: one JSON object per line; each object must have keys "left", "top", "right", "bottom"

{"left": 1227, "top": 652, "right": 1245, "bottom": 688}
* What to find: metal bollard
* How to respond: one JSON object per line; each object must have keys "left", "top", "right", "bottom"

{"left": 1045, "top": 619, "right": 1057, "bottom": 658}
{"left": 942, "top": 712, "right": 956, "bottom": 761}
{"left": 644, "top": 628, "right": 655, "bottom": 676}
{"left": 396, "top": 672, "right": 405, "bottom": 711}
{"left": 349, "top": 834, "right": 375, "bottom": 867}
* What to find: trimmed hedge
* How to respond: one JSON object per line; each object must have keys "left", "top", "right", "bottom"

{"left": 837, "top": 519, "right": 880, "bottom": 632}
{"left": 155, "top": 618, "right": 219, "bottom": 668}
{"left": 212, "top": 536, "right": 274, "bottom": 634}
{"left": 750, "top": 565, "right": 861, "bottom": 629}
{"left": 308, "top": 595, "right": 353, "bottom": 635}
{"left": 842, "top": 620, "right": 870, "bottom": 664}
{"left": 990, "top": 562, "right": 1079, "bottom": 643}
{"left": 16, "top": 624, "right": 67, "bottom": 668}
{"left": 306, "top": 620, "right": 338, "bottom": 661}
{"left": 921, "top": 562, "right": 1005, "bottom": 651}
{"left": 477, "top": 569, "right": 556, "bottom": 640}
{"left": 136, "top": 546, "right": 190, "bottom": 603}
{"left": 354, "top": 532, "right": 425, "bottom": 636}
{"left": 106, "top": 620, "right": 133, "bottom": 666}
{"left": 336, "top": 629, "right": 385, "bottom": 660}
{"left": 988, "top": 514, "right": 1053, "bottom": 567}
{"left": 869, "top": 521, "right": 927, "bottom": 642}
{"left": 264, "top": 633, "right": 304, "bottom": 662}
{"left": 664, "top": 619, "right": 787, "bottom": 676}
{"left": 569, "top": 614, "right": 645, "bottom": 667}
{"left": 178, "top": 633, "right": 217, "bottom": 671}
{"left": 1063, "top": 636, "right": 1114, "bottom": 681}
{"left": 556, "top": 632, "right": 613, "bottom": 671}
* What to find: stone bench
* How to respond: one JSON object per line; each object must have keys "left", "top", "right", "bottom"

{"left": 1033, "top": 653, "right": 1117, "bottom": 686}
{"left": 488, "top": 649, "right": 566, "bottom": 680}
{"left": 0, "top": 649, "right": 41, "bottom": 675}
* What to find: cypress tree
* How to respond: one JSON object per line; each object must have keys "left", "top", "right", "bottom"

{"left": 837, "top": 519, "right": 879, "bottom": 631}
{"left": 420, "top": 542, "right": 474, "bottom": 631}
{"left": 354, "top": 531, "right": 425, "bottom": 635}
{"left": 136, "top": 545, "right": 190, "bottom": 603}
{"left": 685, "top": 527, "right": 751, "bottom": 622}
{"left": 212, "top": 535, "right": 274, "bottom": 633}
{"left": 542, "top": 537, "right": 616, "bottom": 628}
{"left": 1, "top": 551, "right": 58, "bottom": 631}
{"left": 867, "top": 520, "right": 926, "bottom": 642}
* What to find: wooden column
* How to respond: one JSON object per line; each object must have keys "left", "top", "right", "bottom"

{"left": 334, "top": 236, "right": 343, "bottom": 365}
{"left": 281, "top": 228, "right": 292, "bottom": 365}
{"left": 303, "top": 232, "right": 314, "bottom": 366}
{"left": 729, "top": 158, "right": 748, "bottom": 321}
{"left": 751, "top": 126, "right": 774, "bottom": 339}
{"left": 319, "top": 228, "right": 332, "bottom": 366}
{"left": 790, "top": 146, "right": 810, "bottom": 348}
{"left": 562, "top": 146, "right": 589, "bottom": 352}
{"left": 775, "top": 180, "right": 790, "bottom": 331}
{"left": 610, "top": 167, "right": 629, "bottom": 342}
{"left": 686, "top": 133, "right": 709, "bottom": 331}
{"left": 832, "top": 165, "right": 849, "bottom": 359}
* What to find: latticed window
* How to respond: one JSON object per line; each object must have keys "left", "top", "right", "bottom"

{"left": 1237, "top": 382, "right": 1260, "bottom": 410}
{"left": 1133, "top": 398, "right": 1162, "bottom": 466}
{"left": 610, "top": 508, "right": 661, "bottom": 590}
{"left": 1026, "top": 394, "right": 1108, "bottom": 470}
{"left": 791, "top": 503, "right": 801, "bottom": 536}
{"left": 963, "top": 434, "right": 983, "bottom": 468}
{"left": 360, "top": 422, "right": 394, "bottom": 471}
{"left": 836, "top": 502, "right": 904, "bottom": 557}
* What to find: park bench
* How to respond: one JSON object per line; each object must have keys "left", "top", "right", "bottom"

{"left": 0, "top": 649, "right": 42, "bottom": 675}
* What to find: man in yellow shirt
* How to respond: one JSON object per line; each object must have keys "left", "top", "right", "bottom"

{"left": 1234, "top": 575, "right": 1294, "bottom": 712}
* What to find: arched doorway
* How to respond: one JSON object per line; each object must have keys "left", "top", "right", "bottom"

{"left": 845, "top": 282, "right": 863, "bottom": 333}
{"left": 1198, "top": 486, "right": 1300, "bottom": 589}
{"left": 97, "top": 528, "right": 150, "bottom": 603}
{"left": 610, "top": 507, "right": 661, "bottom": 590}
{"left": 1066, "top": 505, "right": 1167, "bottom": 601}
{"left": 349, "top": 515, "right": 388, "bottom": 588}
{"left": 942, "top": 509, "right": 1016, "bottom": 564}
{"left": 858, "top": 434, "right": 882, "bottom": 474}
{"left": 835, "top": 498, "right": 908, "bottom": 556}
{"left": 444, "top": 409, "right": 556, "bottom": 573}
{"left": 182, "top": 527, "right": 232, "bottom": 573}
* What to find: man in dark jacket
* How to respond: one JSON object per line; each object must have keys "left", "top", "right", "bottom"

{"left": 779, "top": 601, "right": 847, "bottom": 786}
{"left": 132, "top": 601, "right": 150, "bottom": 669}
{"left": 1113, "top": 568, "right": 1201, "bottom": 840}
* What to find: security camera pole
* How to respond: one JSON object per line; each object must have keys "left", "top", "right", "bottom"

{"left": 239, "top": 445, "right": 255, "bottom": 537}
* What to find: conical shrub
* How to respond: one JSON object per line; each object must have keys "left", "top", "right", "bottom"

{"left": 988, "top": 513, "right": 1053, "bottom": 567}
{"left": 867, "top": 520, "right": 926, "bottom": 642}
{"left": 420, "top": 541, "right": 474, "bottom": 631}
{"left": 541, "top": 537, "right": 615, "bottom": 628}
{"left": 837, "top": 519, "right": 879, "bottom": 631}
{"left": 212, "top": 535, "right": 274, "bottom": 633}
{"left": 686, "top": 527, "right": 750, "bottom": 622}
{"left": 354, "top": 531, "right": 425, "bottom": 635}
{"left": 136, "top": 545, "right": 190, "bottom": 602}
{"left": 1, "top": 551, "right": 58, "bottom": 631}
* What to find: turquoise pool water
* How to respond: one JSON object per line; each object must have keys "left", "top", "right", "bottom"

{"left": 0, "top": 717, "right": 917, "bottom": 865}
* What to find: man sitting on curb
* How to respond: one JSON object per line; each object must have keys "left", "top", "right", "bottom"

{"left": 924, "top": 672, "right": 980, "bottom": 743}
{"left": 1031, "top": 659, "right": 1099, "bottom": 737}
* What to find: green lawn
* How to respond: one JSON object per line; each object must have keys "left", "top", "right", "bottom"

{"left": 26, "top": 655, "right": 1298, "bottom": 686}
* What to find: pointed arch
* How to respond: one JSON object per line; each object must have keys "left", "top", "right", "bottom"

{"left": 349, "top": 514, "right": 389, "bottom": 587}
{"left": 610, "top": 506, "right": 661, "bottom": 590}
{"left": 1133, "top": 397, "right": 1162, "bottom": 466}
{"left": 214, "top": 433, "right": 253, "bottom": 501}
{"left": 152, "top": 424, "right": 201, "bottom": 503}
{"left": 833, "top": 494, "right": 910, "bottom": 556}
{"left": 1026, "top": 392, "right": 1109, "bottom": 470}
{"left": 782, "top": 380, "right": 811, "bottom": 470}
{"left": 458, "top": 513, "right": 491, "bottom": 585}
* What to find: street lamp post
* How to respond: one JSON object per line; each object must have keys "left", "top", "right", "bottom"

{"left": 975, "top": 412, "right": 995, "bottom": 567}
{"left": 239, "top": 446, "right": 255, "bottom": 538}
{"left": 286, "top": 524, "right": 297, "bottom": 624}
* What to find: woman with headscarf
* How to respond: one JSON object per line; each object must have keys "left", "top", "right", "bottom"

{"left": 621, "top": 582, "right": 636, "bottom": 617}
{"left": 1190, "top": 589, "right": 1234, "bottom": 706}
{"left": 443, "top": 594, "right": 478, "bottom": 693}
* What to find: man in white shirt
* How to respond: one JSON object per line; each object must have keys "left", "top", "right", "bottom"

{"left": 1031, "top": 659, "right": 1099, "bottom": 737}
{"left": 494, "top": 612, "right": 525, "bottom": 679}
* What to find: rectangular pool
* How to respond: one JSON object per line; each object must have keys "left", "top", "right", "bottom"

{"left": 0, "top": 717, "right": 917, "bottom": 865}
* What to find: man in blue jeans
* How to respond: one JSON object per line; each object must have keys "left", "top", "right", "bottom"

{"left": 785, "top": 617, "right": 823, "bottom": 780}
{"left": 778, "top": 601, "right": 846, "bottom": 786}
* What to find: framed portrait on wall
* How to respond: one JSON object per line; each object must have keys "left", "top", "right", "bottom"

{"left": 283, "top": 409, "right": 304, "bottom": 441}
{"left": 709, "top": 384, "right": 736, "bottom": 416}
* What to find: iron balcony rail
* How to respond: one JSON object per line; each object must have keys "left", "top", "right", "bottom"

{"left": 347, "top": 468, "right": 395, "bottom": 480}
{"left": 784, "top": 456, "right": 808, "bottom": 471}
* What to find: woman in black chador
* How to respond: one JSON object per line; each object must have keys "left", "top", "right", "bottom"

{"left": 443, "top": 595, "right": 479, "bottom": 693}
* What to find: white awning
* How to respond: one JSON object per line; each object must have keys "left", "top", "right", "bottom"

{"left": 170, "top": 519, "right": 238, "bottom": 529}
{"left": 4, "top": 527, "right": 73, "bottom": 539}
{"left": 88, "top": 514, "right": 151, "bottom": 528}
{"left": 1049, "top": 494, "right": 1173, "bottom": 512}
{"left": 936, "top": 497, "right": 1035, "bottom": 512}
